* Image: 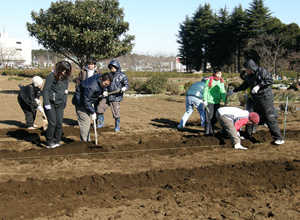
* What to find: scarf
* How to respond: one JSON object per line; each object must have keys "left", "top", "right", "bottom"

{"left": 208, "top": 76, "right": 224, "bottom": 88}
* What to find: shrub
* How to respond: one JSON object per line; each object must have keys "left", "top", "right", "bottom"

{"left": 184, "top": 81, "right": 194, "bottom": 91}
{"left": 166, "top": 83, "right": 185, "bottom": 95}
{"left": 139, "top": 75, "right": 167, "bottom": 94}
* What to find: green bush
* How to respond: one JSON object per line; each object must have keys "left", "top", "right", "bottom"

{"left": 166, "top": 83, "right": 185, "bottom": 95}
{"left": 139, "top": 75, "right": 168, "bottom": 94}
{"left": 184, "top": 81, "right": 194, "bottom": 91}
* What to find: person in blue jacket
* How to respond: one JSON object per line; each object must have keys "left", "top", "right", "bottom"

{"left": 72, "top": 73, "right": 112, "bottom": 142}
{"left": 177, "top": 78, "right": 206, "bottom": 130}
{"left": 97, "top": 59, "right": 129, "bottom": 132}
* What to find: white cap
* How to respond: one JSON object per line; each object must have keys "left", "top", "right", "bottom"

{"left": 32, "top": 76, "right": 44, "bottom": 88}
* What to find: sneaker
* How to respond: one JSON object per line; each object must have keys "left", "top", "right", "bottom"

{"left": 27, "top": 126, "right": 37, "bottom": 130}
{"left": 234, "top": 143, "right": 248, "bottom": 150}
{"left": 114, "top": 127, "right": 120, "bottom": 132}
{"left": 274, "top": 139, "right": 285, "bottom": 145}
{"left": 45, "top": 142, "right": 56, "bottom": 149}
{"left": 33, "top": 124, "right": 39, "bottom": 128}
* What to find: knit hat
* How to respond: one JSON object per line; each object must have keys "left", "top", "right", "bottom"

{"left": 249, "top": 112, "right": 260, "bottom": 124}
{"left": 32, "top": 76, "right": 43, "bottom": 88}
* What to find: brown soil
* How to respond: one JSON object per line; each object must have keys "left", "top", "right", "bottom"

{"left": 0, "top": 75, "right": 300, "bottom": 220}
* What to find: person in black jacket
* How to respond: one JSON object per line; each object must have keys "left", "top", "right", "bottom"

{"left": 97, "top": 59, "right": 129, "bottom": 132}
{"left": 18, "top": 76, "right": 44, "bottom": 129}
{"left": 43, "top": 61, "right": 72, "bottom": 148}
{"left": 72, "top": 73, "right": 112, "bottom": 142}
{"left": 233, "top": 59, "right": 284, "bottom": 145}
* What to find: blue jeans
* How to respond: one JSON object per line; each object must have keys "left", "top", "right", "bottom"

{"left": 179, "top": 96, "right": 205, "bottom": 128}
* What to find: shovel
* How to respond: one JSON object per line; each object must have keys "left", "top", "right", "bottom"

{"left": 91, "top": 104, "right": 98, "bottom": 145}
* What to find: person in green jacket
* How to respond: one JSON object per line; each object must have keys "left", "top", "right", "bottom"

{"left": 203, "top": 69, "right": 227, "bottom": 135}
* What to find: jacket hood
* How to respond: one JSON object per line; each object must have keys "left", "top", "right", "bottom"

{"left": 244, "top": 59, "right": 258, "bottom": 72}
{"left": 108, "top": 59, "right": 121, "bottom": 71}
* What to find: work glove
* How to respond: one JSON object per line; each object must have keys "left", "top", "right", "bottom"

{"left": 103, "top": 91, "right": 108, "bottom": 97}
{"left": 121, "top": 87, "right": 127, "bottom": 92}
{"left": 37, "top": 105, "right": 44, "bottom": 113}
{"left": 251, "top": 85, "right": 260, "bottom": 94}
{"left": 34, "top": 98, "right": 40, "bottom": 105}
{"left": 91, "top": 113, "right": 97, "bottom": 121}
{"left": 44, "top": 105, "right": 51, "bottom": 110}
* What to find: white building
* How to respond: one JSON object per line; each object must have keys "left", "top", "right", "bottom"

{"left": 0, "top": 31, "right": 32, "bottom": 67}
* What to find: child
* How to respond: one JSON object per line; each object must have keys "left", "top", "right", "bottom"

{"left": 216, "top": 106, "right": 260, "bottom": 150}
{"left": 43, "top": 61, "right": 72, "bottom": 148}
{"left": 203, "top": 70, "right": 227, "bottom": 135}
{"left": 18, "top": 76, "right": 44, "bottom": 129}
{"left": 97, "top": 59, "right": 129, "bottom": 132}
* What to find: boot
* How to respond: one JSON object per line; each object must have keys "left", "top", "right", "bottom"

{"left": 97, "top": 114, "right": 104, "bottom": 128}
{"left": 114, "top": 118, "right": 120, "bottom": 132}
{"left": 205, "top": 122, "right": 213, "bottom": 136}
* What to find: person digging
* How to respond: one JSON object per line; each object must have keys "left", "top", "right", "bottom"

{"left": 216, "top": 106, "right": 260, "bottom": 150}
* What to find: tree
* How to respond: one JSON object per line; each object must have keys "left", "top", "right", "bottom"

{"left": 27, "top": 0, "right": 134, "bottom": 68}
{"left": 0, "top": 46, "right": 18, "bottom": 67}
{"left": 192, "top": 3, "right": 216, "bottom": 72}
{"left": 229, "top": 5, "right": 248, "bottom": 72}
{"left": 246, "top": 0, "right": 272, "bottom": 37}
{"left": 177, "top": 16, "right": 195, "bottom": 72}
{"left": 247, "top": 33, "right": 286, "bottom": 75}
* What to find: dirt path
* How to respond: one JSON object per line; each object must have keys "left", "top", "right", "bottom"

{"left": 0, "top": 76, "right": 300, "bottom": 219}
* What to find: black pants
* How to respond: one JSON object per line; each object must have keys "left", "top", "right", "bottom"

{"left": 44, "top": 103, "right": 65, "bottom": 145}
{"left": 253, "top": 94, "right": 282, "bottom": 140}
{"left": 205, "top": 103, "right": 220, "bottom": 135}
{"left": 18, "top": 95, "right": 36, "bottom": 127}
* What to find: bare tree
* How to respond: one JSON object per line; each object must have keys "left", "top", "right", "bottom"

{"left": 0, "top": 46, "right": 18, "bottom": 67}
{"left": 247, "top": 34, "right": 286, "bottom": 75}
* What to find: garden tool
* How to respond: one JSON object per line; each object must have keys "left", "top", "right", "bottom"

{"left": 283, "top": 96, "right": 288, "bottom": 140}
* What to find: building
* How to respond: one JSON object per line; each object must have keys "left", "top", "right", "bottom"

{"left": 0, "top": 31, "right": 32, "bottom": 67}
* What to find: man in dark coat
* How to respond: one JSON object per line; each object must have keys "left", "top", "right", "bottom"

{"left": 72, "top": 73, "right": 112, "bottom": 142}
{"left": 233, "top": 59, "right": 284, "bottom": 145}
{"left": 97, "top": 59, "right": 129, "bottom": 132}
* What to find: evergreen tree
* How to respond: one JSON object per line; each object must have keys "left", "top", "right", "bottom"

{"left": 192, "top": 3, "right": 216, "bottom": 72}
{"left": 27, "top": 0, "right": 134, "bottom": 68}
{"left": 177, "top": 16, "right": 195, "bottom": 72}
{"left": 229, "top": 5, "right": 249, "bottom": 72}
{"left": 246, "top": 0, "right": 272, "bottom": 38}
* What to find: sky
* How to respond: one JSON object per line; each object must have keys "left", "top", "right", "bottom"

{"left": 0, "top": 0, "right": 299, "bottom": 56}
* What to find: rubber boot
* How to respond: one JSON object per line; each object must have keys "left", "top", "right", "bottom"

{"left": 97, "top": 114, "right": 104, "bottom": 128}
{"left": 114, "top": 118, "right": 120, "bottom": 132}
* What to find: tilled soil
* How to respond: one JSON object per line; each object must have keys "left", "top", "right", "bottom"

{"left": 0, "top": 76, "right": 300, "bottom": 219}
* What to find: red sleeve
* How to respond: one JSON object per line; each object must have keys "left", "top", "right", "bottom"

{"left": 234, "top": 118, "right": 249, "bottom": 131}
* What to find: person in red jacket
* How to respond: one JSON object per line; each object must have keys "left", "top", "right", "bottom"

{"left": 216, "top": 107, "right": 260, "bottom": 150}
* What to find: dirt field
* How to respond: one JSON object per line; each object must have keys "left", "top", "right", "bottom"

{"left": 0, "top": 75, "right": 299, "bottom": 220}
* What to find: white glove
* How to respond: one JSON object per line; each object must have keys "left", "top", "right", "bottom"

{"left": 64, "top": 89, "right": 68, "bottom": 94}
{"left": 203, "top": 101, "right": 208, "bottom": 107}
{"left": 103, "top": 91, "right": 108, "bottom": 97}
{"left": 34, "top": 98, "right": 40, "bottom": 105}
{"left": 251, "top": 85, "right": 260, "bottom": 94}
{"left": 44, "top": 105, "right": 51, "bottom": 110}
{"left": 37, "top": 105, "right": 44, "bottom": 113}
{"left": 121, "top": 87, "right": 127, "bottom": 92}
{"left": 91, "top": 113, "right": 97, "bottom": 121}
